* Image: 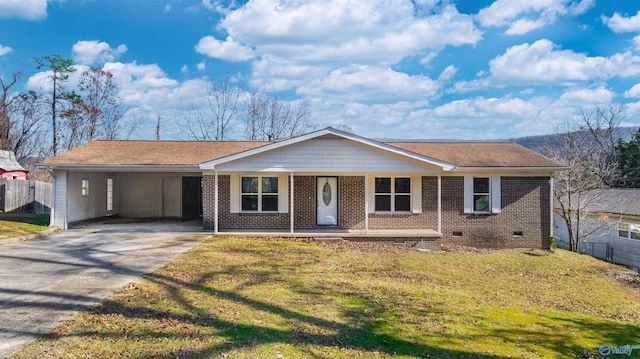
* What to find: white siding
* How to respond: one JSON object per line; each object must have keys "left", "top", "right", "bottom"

{"left": 216, "top": 138, "right": 439, "bottom": 173}
{"left": 66, "top": 172, "right": 111, "bottom": 223}
{"left": 554, "top": 213, "right": 640, "bottom": 270}
{"left": 118, "top": 172, "right": 197, "bottom": 218}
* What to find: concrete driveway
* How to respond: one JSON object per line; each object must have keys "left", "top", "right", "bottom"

{"left": 0, "top": 220, "right": 209, "bottom": 358}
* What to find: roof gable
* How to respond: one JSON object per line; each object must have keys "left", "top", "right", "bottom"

{"left": 0, "top": 150, "right": 26, "bottom": 172}
{"left": 200, "top": 127, "right": 456, "bottom": 170}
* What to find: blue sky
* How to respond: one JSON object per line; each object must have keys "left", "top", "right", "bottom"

{"left": 1, "top": 0, "right": 640, "bottom": 141}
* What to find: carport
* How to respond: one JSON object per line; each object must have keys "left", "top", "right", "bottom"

{"left": 39, "top": 140, "right": 270, "bottom": 229}
{"left": 48, "top": 169, "right": 202, "bottom": 229}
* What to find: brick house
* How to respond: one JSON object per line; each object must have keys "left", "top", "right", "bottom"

{"left": 40, "top": 128, "right": 563, "bottom": 249}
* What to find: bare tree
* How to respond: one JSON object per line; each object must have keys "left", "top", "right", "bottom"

{"left": 10, "top": 91, "right": 49, "bottom": 161}
{"left": 185, "top": 75, "right": 242, "bottom": 141}
{"left": 77, "top": 67, "right": 122, "bottom": 140}
{"left": 35, "top": 55, "right": 76, "bottom": 155}
{"left": 244, "top": 90, "right": 313, "bottom": 141}
{"left": 0, "top": 71, "right": 22, "bottom": 151}
{"left": 542, "top": 105, "right": 624, "bottom": 252}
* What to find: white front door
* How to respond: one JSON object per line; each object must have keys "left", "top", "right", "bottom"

{"left": 317, "top": 177, "right": 338, "bottom": 226}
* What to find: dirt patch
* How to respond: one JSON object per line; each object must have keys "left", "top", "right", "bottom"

{"left": 606, "top": 269, "right": 640, "bottom": 290}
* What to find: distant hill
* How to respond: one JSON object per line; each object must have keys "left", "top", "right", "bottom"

{"left": 509, "top": 126, "right": 639, "bottom": 152}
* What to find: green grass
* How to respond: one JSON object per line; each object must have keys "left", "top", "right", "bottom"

{"left": 0, "top": 214, "right": 49, "bottom": 239}
{"left": 12, "top": 238, "right": 640, "bottom": 358}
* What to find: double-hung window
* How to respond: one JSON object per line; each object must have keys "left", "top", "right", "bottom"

{"left": 374, "top": 177, "right": 411, "bottom": 212}
{"left": 241, "top": 176, "right": 278, "bottom": 212}
{"left": 473, "top": 177, "right": 490, "bottom": 212}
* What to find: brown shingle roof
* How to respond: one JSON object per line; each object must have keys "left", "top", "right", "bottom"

{"left": 41, "top": 140, "right": 270, "bottom": 166}
{"left": 386, "top": 142, "right": 563, "bottom": 167}
{"left": 41, "top": 138, "right": 562, "bottom": 168}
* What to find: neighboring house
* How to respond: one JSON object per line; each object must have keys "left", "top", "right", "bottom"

{"left": 0, "top": 150, "right": 27, "bottom": 180}
{"left": 39, "top": 128, "right": 563, "bottom": 249}
{"left": 554, "top": 188, "right": 640, "bottom": 271}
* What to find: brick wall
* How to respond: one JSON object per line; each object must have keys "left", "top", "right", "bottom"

{"left": 440, "top": 176, "right": 550, "bottom": 249}
{"left": 202, "top": 174, "right": 551, "bottom": 249}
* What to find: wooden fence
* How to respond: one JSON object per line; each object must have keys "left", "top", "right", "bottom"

{"left": 0, "top": 179, "right": 52, "bottom": 213}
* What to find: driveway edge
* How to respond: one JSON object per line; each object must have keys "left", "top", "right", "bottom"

{"left": 0, "top": 227, "right": 60, "bottom": 246}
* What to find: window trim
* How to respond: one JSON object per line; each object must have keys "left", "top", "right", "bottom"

{"left": 106, "top": 178, "right": 113, "bottom": 211}
{"left": 81, "top": 179, "right": 89, "bottom": 197}
{"left": 240, "top": 175, "right": 279, "bottom": 213}
{"left": 463, "top": 175, "right": 501, "bottom": 214}
{"left": 472, "top": 177, "right": 491, "bottom": 213}
{"left": 374, "top": 176, "right": 412, "bottom": 213}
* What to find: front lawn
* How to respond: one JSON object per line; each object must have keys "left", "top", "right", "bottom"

{"left": 12, "top": 238, "right": 640, "bottom": 358}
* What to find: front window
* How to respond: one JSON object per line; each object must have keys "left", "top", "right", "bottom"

{"left": 473, "top": 177, "right": 490, "bottom": 212}
{"left": 374, "top": 177, "right": 411, "bottom": 212}
{"left": 242, "top": 176, "right": 278, "bottom": 212}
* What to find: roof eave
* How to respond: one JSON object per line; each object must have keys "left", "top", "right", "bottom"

{"left": 38, "top": 164, "right": 202, "bottom": 172}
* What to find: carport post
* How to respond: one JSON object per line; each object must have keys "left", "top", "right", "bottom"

{"left": 214, "top": 170, "right": 219, "bottom": 234}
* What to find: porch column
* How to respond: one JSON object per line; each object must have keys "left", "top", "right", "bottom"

{"left": 437, "top": 172, "right": 442, "bottom": 234}
{"left": 290, "top": 171, "right": 294, "bottom": 234}
{"left": 364, "top": 172, "right": 369, "bottom": 233}
{"left": 549, "top": 177, "right": 554, "bottom": 239}
{"left": 214, "top": 170, "right": 219, "bottom": 234}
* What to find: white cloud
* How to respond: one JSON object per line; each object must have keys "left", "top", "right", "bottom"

{"left": 554, "top": 86, "right": 614, "bottom": 106}
{"left": 482, "top": 39, "right": 640, "bottom": 86}
{"left": 196, "top": 60, "right": 206, "bottom": 71}
{"left": 624, "top": 83, "right": 640, "bottom": 98}
{"left": 476, "top": 0, "right": 594, "bottom": 35}
{"left": 505, "top": 18, "right": 546, "bottom": 35}
{"left": 297, "top": 65, "right": 440, "bottom": 103}
{"left": 164, "top": 4, "right": 171, "bottom": 13}
{"left": 0, "top": 0, "right": 49, "bottom": 20}
{"left": 180, "top": 65, "right": 189, "bottom": 75}
{"left": 0, "top": 44, "right": 13, "bottom": 56}
{"left": 194, "top": 36, "right": 254, "bottom": 61}
{"left": 602, "top": 10, "right": 640, "bottom": 33}
{"left": 72, "top": 40, "right": 128, "bottom": 65}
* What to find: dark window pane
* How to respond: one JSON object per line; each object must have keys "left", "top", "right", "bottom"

{"left": 474, "top": 194, "right": 489, "bottom": 212}
{"left": 262, "top": 177, "right": 278, "bottom": 194}
{"left": 375, "top": 195, "right": 391, "bottom": 211}
{"left": 395, "top": 195, "right": 411, "bottom": 211}
{"left": 631, "top": 225, "right": 640, "bottom": 240}
{"left": 375, "top": 178, "right": 391, "bottom": 193}
{"left": 619, "top": 230, "right": 629, "bottom": 238}
{"left": 474, "top": 177, "right": 490, "bottom": 193}
{"left": 262, "top": 195, "right": 278, "bottom": 211}
{"left": 242, "top": 195, "right": 258, "bottom": 211}
{"left": 395, "top": 177, "right": 411, "bottom": 193}
{"left": 242, "top": 177, "right": 258, "bottom": 193}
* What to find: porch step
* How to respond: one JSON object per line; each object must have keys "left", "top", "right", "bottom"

{"left": 313, "top": 237, "right": 343, "bottom": 243}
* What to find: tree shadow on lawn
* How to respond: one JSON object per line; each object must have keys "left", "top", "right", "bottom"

{"left": 34, "top": 263, "right": 639, "bottom": 359}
